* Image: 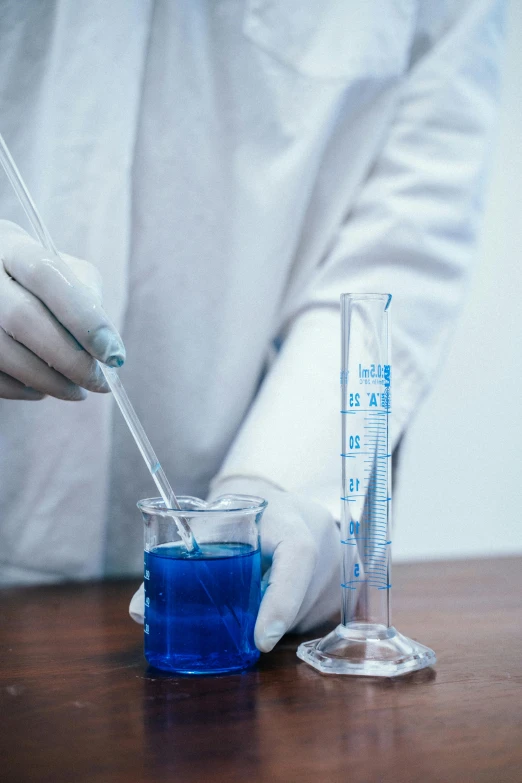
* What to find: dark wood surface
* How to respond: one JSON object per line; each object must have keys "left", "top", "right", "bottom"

{"left": 1, "top": 557, "right": 521, "bottom": 783}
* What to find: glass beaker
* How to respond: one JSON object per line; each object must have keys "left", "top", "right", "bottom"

{"left": 138, "top": 494, "right": 267, "bottom": 675}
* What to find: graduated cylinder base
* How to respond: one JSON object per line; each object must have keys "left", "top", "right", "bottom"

{"left": 297, "top": 623, "right": 436, "bottom": 678}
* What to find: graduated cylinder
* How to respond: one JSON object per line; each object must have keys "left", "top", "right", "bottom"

{"left": 341, "top": 293, "right": 392, "bottom": 629}
{"left": 297, "top": 292, "right": 436, "bottom": 675}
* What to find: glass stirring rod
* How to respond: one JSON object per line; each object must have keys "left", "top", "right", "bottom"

{"left": 0, "top": 132, "right": 198, "bottom": 554}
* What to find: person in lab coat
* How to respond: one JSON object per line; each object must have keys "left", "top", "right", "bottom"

{"left": 0, "top": 0, "right": 505, "bottom": 652}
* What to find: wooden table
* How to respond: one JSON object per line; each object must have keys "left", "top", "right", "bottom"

{"left": 1, "top": 557, "right": 521, "bottom": 783}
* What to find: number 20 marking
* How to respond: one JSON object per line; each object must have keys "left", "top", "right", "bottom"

{"left": 349, "top": 435, "right": 360, "bottom": 449}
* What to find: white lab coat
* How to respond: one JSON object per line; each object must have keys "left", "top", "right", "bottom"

{"left": 0, "top": 0, "right": 504, "bottom": 583}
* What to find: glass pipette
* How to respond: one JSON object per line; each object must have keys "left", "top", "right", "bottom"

{"left": 0, "top": 132, "right": 198, "bottom": 553}
{"left": 0, "top": 133, "right": 252, "bottom": 653}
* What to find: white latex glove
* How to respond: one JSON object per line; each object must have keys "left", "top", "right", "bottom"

{"left": 129, "top": 477, "right": 341, "bottom": 653}
{"left": 0, "top": 220, "right": 125, "bottom": 400}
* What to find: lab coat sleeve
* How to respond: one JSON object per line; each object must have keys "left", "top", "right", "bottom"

{"left": 213, "top": 0, "right": 506, "bottom": 518}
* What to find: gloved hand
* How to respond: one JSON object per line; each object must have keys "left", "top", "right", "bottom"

{"left": 0, "top": 220, "right": 125, "bottom": 400}
{"left": 129, "top": 476, "right": 341, "bottom": 652}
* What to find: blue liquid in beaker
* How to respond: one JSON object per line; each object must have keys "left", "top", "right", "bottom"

{"left": 144, "top": 542, "right": 261, "bottom": 674}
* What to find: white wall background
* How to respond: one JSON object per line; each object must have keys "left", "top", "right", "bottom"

{"left": 394, "top": 0, "right": 522, "bottom": 561}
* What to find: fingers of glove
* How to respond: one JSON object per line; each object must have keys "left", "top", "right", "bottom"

{"left": 294, "top": 498, "right": 341, "bottom": 601}
{"left": 129, "top": 583, "right": 145, "bottom": 624}
{"left": 289, "top": 497, "right": 341, "bottom": 631}
{"left": 0, "top": 325, "right": 89, "bottom": 400}
{"left": 1, "top": 234, "right": 125, "bottom": 367}
{"left": 255, "top": 525, "right": 318, "bottom": 653}
{"left": 292, "top": 560, "right": 341, "bottom": 633}
{"left": 0, "top": 268, "right": 110, "bottom": 392}
{"left": 0, "top": 369, "right": 45, "bottom": 400}
{"left": 60, "top": 253, "right": 103, "bottom": 301}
